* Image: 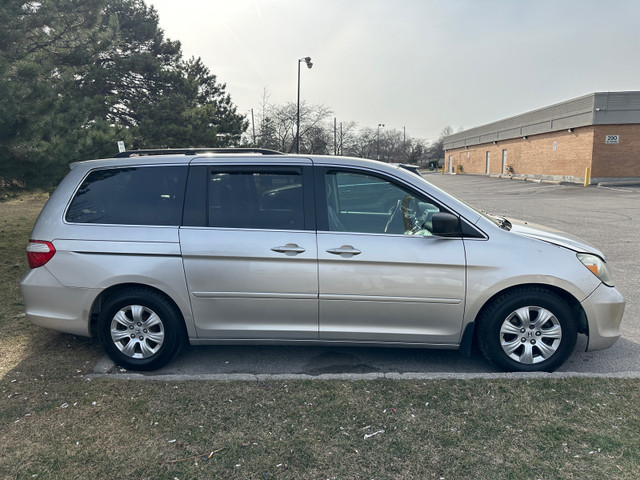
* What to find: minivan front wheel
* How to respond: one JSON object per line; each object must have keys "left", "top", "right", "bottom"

{"left": 97, "top": 289, "right": 185, "bottom": 371}
{"left": 477, "top": 288, "right": 577, "bottom": 372}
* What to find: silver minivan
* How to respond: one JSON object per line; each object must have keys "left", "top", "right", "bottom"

{"left": 21, "top": 149, "right": 625, "bottom": 372}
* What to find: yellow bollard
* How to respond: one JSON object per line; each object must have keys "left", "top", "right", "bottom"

{"left": 442, "top": 165, "right": 445, "bottom": 175}
{"left": 584, "top": 167, "right": 591, "bottom": 187}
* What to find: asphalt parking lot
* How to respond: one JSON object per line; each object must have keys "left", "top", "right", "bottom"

{"left": 100, "top": 174, "right": 640, "bottom": 379}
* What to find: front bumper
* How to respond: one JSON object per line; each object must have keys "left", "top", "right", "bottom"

{"left": 582, "top": 283, "right": 625, "bottom": 351}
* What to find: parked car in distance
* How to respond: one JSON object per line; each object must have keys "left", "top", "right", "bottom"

{"left": 21, "top": 149, "right": 625, "bottom": 372}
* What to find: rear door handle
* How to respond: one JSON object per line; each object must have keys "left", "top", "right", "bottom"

{"left": 271, "top": 243, "right": 306, "bottom": 254}
{"left": 326, "top": 245, "right": 362, "bottom": 256}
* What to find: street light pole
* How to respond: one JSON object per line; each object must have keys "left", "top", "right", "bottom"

{"left": 377, "top": 123, "right": 385, "bottom": 160}
{"left": 296, "top": 56, "right": 313, "bottom": 154}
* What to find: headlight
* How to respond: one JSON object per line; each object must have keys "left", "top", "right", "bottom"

{"left": 577, "top": 253, "right": 614, "bottom": 287}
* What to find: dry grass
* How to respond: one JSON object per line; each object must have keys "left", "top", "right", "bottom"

{"left": 1, "top": 192, "right": 640, "bottom": 480}
{"left": 0, "top": 192, "right": 51, "bottom": 375}
{"left": 3, "top": 375, "right": 640, "bottom": 479}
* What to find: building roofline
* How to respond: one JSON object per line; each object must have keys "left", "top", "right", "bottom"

{"left": 444, "top": 91, "right": 640, "bottom": 150}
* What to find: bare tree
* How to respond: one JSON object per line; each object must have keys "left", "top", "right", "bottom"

{"left": 251, "top": 99, "right": 431, "bottom": 162}
{"left": 406, "top": 138, "right": 428, "bottom": 165}
{"left": 347, "top": 127, "right": 375, "bottom": 159}
{"left": 253, "top": 98, "right": 332, "bottom": 153}
{"left": 378, "top": 129, "right": 405, "bottom": 162}
{"left": 335, "top": 120, "right": 357, "bottom": 156}
{"left": 426, "top": 125, "right": 453, "bottom": 163}
{"left": 296, "top": 102, "right": 333, "bottom": 153}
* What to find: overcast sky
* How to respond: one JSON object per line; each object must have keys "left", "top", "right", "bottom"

{"left": 147, "top": 0, "right": 640, "bottom": 142}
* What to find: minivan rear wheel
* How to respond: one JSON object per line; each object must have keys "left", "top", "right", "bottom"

{"left": 477, "top": 288, "right": 577, "bottom": 372}
{"left": 97, "top": 288, "right": 185, "bottom": 371}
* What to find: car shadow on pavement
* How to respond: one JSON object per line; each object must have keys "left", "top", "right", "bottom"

{"left": 100, "top": 343, "right": 502, "bottom": 377}
{"left": 94, "top": 335, "right": 640, "bottom": 379}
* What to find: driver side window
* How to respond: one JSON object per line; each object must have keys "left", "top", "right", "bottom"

{"left": 325, "top": 170, "right": 440, "bottom": 235}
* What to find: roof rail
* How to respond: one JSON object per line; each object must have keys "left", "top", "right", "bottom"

{"left": 113, "top": 148, "right": 284, "bottom": 158}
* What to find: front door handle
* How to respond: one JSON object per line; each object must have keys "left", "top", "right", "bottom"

{"left": 326, "top": 245, "right": 362, "bottom": 256}
{"left": 271, "top": 243, "right": 306, "bottom": 254}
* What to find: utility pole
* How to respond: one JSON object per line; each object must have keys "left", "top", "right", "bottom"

{"left": 296, "top": 56, "right": 313, "bottom": 154}
{"left": 403, "top": 126, "right": 406, "bottom": 161}
{"left": 251, "top": 109, "right": 256, "bottom": 146}
{"left": 377, "top": 123, "right": 385, "bottom": 160}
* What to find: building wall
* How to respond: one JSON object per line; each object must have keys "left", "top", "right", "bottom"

{"left": 518, "top": 128, "right": 595, "bottom": 180}
{"left": 591, "top": 124, "right": 640, "bottom": 180}
{"left": 442, "top": 92, "right": 640, "bottom": 182}
{"left": 446, "top": 139, "right": 521, "bottom": 175}
{"left": 445, "top": 127, "right": 595, "bottom": 182}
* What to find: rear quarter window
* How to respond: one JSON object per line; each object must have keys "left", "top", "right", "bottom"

{"left": 65, "top": 166, "right": 188, "bottom": 225}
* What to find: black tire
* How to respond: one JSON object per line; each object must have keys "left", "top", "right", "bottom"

{"left": 477, "top": 287, "right": 577, "bottom": 372}
{"left": 97, "top": 288, "right": 186, "bottom": 371}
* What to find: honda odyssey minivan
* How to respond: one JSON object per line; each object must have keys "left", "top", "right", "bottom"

{"left": 21, "top": 148, "right": 625, "bottom": 372}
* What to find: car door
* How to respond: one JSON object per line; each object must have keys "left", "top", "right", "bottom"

{"left": 179, "top": 160, "right": 318, "bottom": 340}
{"left": 316, "top": 167, "right": 466, "bottom": 345}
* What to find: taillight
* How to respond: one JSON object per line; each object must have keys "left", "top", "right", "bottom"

{"left": 27, "top": 240, "right": 56, "bottom": 268}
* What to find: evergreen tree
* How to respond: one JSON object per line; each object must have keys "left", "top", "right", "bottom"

{"left": 0, "top": 0, "right": 247, "bottom": 189}
{"left": 134, "top": 57, "right": 247, "bottom": 148}
{"left": 0, "top": 0, "right": 116, "bottom": 186}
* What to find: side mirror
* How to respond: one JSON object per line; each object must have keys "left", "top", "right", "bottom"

{"left": 431, "top": 212, "right": 460, "bottom": 237}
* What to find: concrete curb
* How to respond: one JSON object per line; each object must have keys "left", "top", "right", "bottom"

{"left": 89, "top": 357, "right": 640, "bottom": 381}
{"left": 440, "top": 172, "right": 640, "bottom": 188}
{"left": 87, "top": 371, "right": 640, "bottom": 381}
{"left": 473, "top": 173, "right": 566, "bottom": 185}
{"left": 597, "top": 180, "right": 640, "bottom": 187}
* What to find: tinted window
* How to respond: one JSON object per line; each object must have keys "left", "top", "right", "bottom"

{"left": 208, "top": 169, "right": 304, "bottom": 230}
{"left": 325, "top": 170, "right": 441, "bottom": 235}
{"left": 66, "top": 166, "right": 188, "bottom": 225}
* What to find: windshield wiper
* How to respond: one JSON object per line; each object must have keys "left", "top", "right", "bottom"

{"left": 494, "top": 215, "right": 512, "bottom": 231}
{"left": 485, "top": 213, "right": 512, "bottom": 231}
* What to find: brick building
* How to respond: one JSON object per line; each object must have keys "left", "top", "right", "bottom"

{"left": 443, "top": 91, "right": 640, "bottom": 184}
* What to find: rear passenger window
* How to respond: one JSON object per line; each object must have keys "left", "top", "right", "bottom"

{"left": 208, "top": 169, "right": 304, "bottom": 230}
{"left": 66, "top": 166, "right": 188, "bottom": 225}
